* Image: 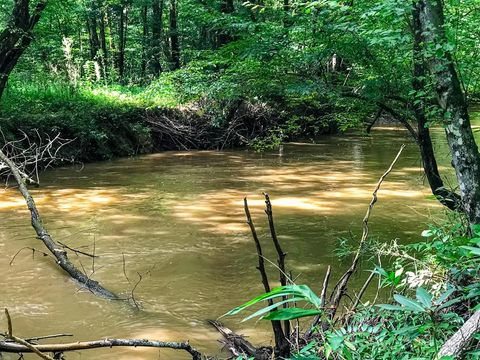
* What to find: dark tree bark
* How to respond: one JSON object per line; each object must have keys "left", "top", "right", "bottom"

{"left": 86, "top": 1, "right": 101, "bottom": 61}
{"left": 98, "top": 6, "right": 108, "bottom": 63}
{"left": 411, "top": 2, "right": 460, "bottom": 210}
{"left": 141, "top": 5, "right": 148, "bottom": 78}
{"left": 0, "top": 0, "right": 47, "bottom": 100}
{"left": 217, "top": 0, "right": 234, "bottom": 46}
{"left": 169, "top": 0, "right": 180, "bottom": 70}
{"left": 118, "top": 4, "right": 127, "bottom": 81}
{"left": 417, "top": 0, "right": 480, "bottom": 225}
{"left": 151, "top": 0, "right": 164, "bottom": 75}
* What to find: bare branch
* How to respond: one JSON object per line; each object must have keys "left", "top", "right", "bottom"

{"left": 0, "top": 148, "right": 118, "bottom": 299}
{"left": 328, "top": 145, "right": 406, "bottom": 322}
{"left": 244, "top": 197, "right": 287, "bottom": 357}
{"left": 4, "top": 309, "right": 54, "bottom": 360}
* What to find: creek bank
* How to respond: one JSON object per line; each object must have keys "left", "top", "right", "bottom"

{"left": 0, "top": 99, "right": 339, "bottom": 162}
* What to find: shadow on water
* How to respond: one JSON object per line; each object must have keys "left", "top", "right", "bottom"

{"left": 0, "top": 128, "right": 456, "bottom": 359}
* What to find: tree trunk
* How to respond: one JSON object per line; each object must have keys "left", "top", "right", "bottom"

{"left": 438, "top": 310, "right": 480, "bottom": 358}
{"left": 417, "top": 0, "right": 480, "bottom": 226}
{"left": 118, "top": 4, "right": 126, "bottom": 81}
{"left": 217, "top": 0, "right": 234, "bottom": 46}
{"left": 151, "top": 0, "right": 164, "bottom": 75}
{"left": 169, "top": 0, "right": 180, "bottom": 70}
{"left": 411, "top": 2, "right": 460, "bottom": 211}
{"left": 0, "top": 0, "right": 47, "bottom": 100}
{"left": 141, "top": 5, "right": 148, "bottom": 78}
{"left": 98, "top": 6, "right": 108, "bottom": 76}
{"left": 86, "top": 8, "right": 100, "bottom": 60}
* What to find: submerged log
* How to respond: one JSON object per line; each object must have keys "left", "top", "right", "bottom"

{"left": 0, "top": 149, "right": 118, "bottom": 299}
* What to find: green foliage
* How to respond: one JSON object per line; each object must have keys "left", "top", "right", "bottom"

{"left": 0, "top": 80, "right": 155, "bottom": 161}
{"left": 228, "top": 217, "right": 480, "bottom": 359}
{"left": 224, "top": 284, "right": 323, "bottom": 321}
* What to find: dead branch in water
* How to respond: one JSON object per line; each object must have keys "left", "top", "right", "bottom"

{"left": 243, "top": 198, "right": 287, "bottom": 357}
{"left": 208, "top": 320, "right": 272, "bottom": 360}
{"left": 264, "top": 193, "right": 290, "bottom": 342}
{"left": 3, "top": 309, "right": 54, "bottom": 360}
{"left": 0, "top": 145, "right": 118, "bottom": 299}
{"left": 0, "top": 339, "right": 203, "bottom": 359}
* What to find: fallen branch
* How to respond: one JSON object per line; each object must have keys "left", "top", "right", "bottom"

{"left": 4, "top": 309, "right": 54, "bottom": 360}
{"left": 0, "top": 338, "right": 203, "bottom": 359}
{"left": 437, "top": 310, "right": 480, "bottom": 358}
{"left": 0, "top": 148, "right": 118, "bottom": 299}
{"left": 2, "top": 310, "right": 204, "bottom": 360}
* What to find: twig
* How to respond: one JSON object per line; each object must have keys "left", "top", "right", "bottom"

{"left": 320, "top": 266, "right": 331, "bottom": 308}
{"left": 328, "top": 145, "right": 406, "bottom": 322}
{"left": 10, "top": 247, "right": 49, "bottom": 266}
{"left": 351, "top": 271, "right": 376, "bottom": 310}
{"left": 4, "top": 309, "right": 54, "bottom": 360}
{"left": 57, "top": 241, "right": 98, "bottom": 258}
{"left": 122, "top": 252, "right": 131, "bottom": 284}
{"left": 130, "top": 272, "right": 143, "bottom": 310}
{"left": 25, "top": 334, "right": 73, "bottom": 342}
{"left": 305, "top": 265, "right": 331, "bottom": 338}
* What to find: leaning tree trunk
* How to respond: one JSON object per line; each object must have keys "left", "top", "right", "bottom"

{"left": 417, "top": 0, "right": 480, "bottom": 225}
{"left": 0, "top": 0, "right": 47, "bottom": 100}
{"left": 411, "top": 2, "right": 460, "bottom": 210}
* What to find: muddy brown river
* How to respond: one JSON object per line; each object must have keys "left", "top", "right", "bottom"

{"left": 0, "top": 124, "right": 467, "bottom": 359}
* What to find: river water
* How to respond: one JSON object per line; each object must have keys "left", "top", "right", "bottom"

{"left": 0, "top": 125, "right": 462, "bottom": 359}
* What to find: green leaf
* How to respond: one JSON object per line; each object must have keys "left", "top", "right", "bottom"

{"left": 437, "top": 297, "right": 463, "bottom": 311}
{"left": 263, "top": 308, "right": 322, "bottom": 320}
{"left": 435, "top": 287, "right": 456, "bottom": 305}
{"left": 471, "top": 224, "right": 480, "bottom": 237}
{"left": 241, "top": 297, "right": 303, "bottom": 322}
{"left": 224, "top": 285, "right": 318, "bottom": 317}
{"left": 393, "top": 294, "right": 425, "bottom": 312}
{"left": 416, "top": 288, "right": 432, "bottom": 309}
{"left": 460, "top": 246, "right": 480, "bottom": 256}
{"left": 376, "top": 304, "right": 405, "bottom": 311}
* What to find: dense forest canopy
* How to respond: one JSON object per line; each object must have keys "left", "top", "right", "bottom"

{"left": 2, "top": 1, "right": 480, "bottom": 359}
{"left": 4, "top": 0, "right": 480, "bottom": 109}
